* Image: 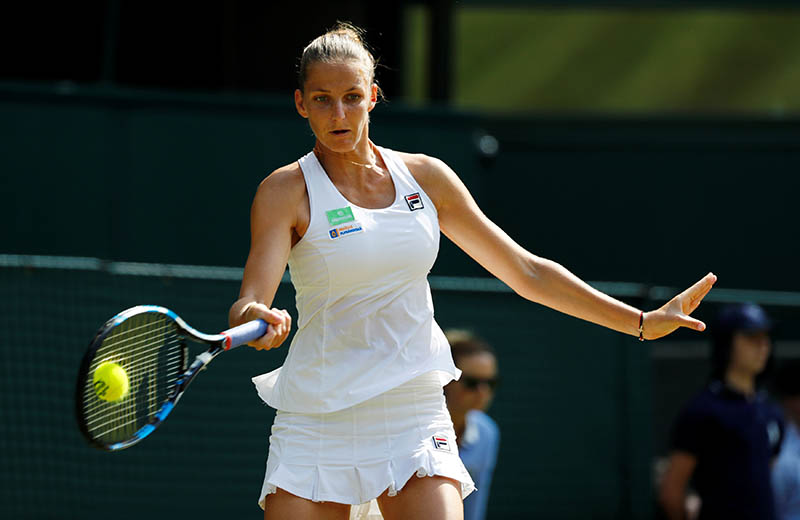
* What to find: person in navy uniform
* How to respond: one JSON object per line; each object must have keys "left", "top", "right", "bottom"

{"left": 659, "top": 302, "right": 784, "bottom": 520}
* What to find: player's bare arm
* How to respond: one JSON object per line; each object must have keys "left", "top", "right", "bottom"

{"left": 228, "top": 164, "right": 306, "bottom": 350}
{"left": 401, "top": 152, "right": 716, "bottom": 340}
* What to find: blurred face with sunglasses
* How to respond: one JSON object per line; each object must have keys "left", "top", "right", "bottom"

{"left": 445, "top": 351, "right": 499, "bottom": 418}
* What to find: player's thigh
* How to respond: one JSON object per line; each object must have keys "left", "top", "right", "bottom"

{"left": 376, "top": 475, "right": 463, "bottom": 520}
{"left": 263, "top": 487, "right": 351, "bottom": 520}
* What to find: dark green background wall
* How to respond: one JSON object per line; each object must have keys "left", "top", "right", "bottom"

{"left": 4, "top": 83, "right": 798, "bottom": 291}
{"left": 2, "top": 83, "right": 799, "bottom": 519}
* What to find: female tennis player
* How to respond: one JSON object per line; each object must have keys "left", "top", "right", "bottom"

{"left": 228, "top": 22, "right": 717, "bottom": 520}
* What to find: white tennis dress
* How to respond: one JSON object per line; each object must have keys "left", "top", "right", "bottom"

{"left": 253, "top": 146, "right": 474, "bottom": 509}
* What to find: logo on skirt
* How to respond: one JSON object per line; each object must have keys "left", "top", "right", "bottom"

{"left": 432, "top": 435, "right": 450, "bottom": 452}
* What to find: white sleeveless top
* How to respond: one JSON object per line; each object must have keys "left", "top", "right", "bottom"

{"left": 251, "top": 146, "right": 459, "bottom": 413}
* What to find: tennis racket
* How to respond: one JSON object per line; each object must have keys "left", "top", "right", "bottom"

{"left": 75, "top": 305, "right": 267, "bottom": 451}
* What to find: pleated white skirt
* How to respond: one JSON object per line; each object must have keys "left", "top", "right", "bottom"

{"left": 258, "top": 371, "right": 475, "bottom": 509}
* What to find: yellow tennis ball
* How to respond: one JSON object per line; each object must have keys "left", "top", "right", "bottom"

{"left": 93, "top": 361, "right": 129, "bottom": 402}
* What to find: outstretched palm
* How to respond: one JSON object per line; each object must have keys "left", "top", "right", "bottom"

{"left": 644, "top": 272, "right": 717, "bottom": 340}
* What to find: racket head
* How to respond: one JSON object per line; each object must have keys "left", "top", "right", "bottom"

{"left": 75, "top": 306, "right": 191, "bottom": 451}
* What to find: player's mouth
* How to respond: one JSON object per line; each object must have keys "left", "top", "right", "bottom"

{"left": 330, "top": 129, "right": 350, "bottom": 136}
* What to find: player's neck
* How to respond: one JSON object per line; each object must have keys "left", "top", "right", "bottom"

{"left": 313, "top": 140, "right": 383, "bottom": 178}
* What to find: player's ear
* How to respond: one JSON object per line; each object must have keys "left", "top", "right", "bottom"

{"left": 367, "top": 84, "right": 378, "bottom": 112}
{"left": 295, "top": 89, "right": 308, "bottom": 119}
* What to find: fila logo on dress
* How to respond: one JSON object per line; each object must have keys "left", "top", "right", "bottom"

{"left": 431, "top": 435, "right": 451, "bottom": 452}
{"left": 405, "top": 193, "right": 424, "bottom": 211}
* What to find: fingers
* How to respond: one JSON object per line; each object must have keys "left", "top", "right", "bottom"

{"left": 648, "top": 273, "right": 716, "bottom": 339}
{"left": 679, "top": 313, "right": 706, "bottom": 332}
{"left": 645, "top": 307, "right": 705, "bottom": 340}
{"left": 685, "top": 272, "right": 717, "bottom": 300}
{"left": 682, "top": 272, "right": 717, "bottom": 314}
{"left": 675, "top": 273, "right": 715, "bottom": 332}
{"left": 244, "top": 304, "right": 292, "bottom": 351}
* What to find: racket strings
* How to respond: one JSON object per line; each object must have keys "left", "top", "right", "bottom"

{"left": 81, "top": 313, "right": 186, "bottom": 444}
{"left": 81, "top": 337, "right": 184, "bottom": 418}
{"left": 81, "top": 320, "right": 178, "bottom": 400}
{"left": 82, "top": 326, "right": 183, "bottom": 386}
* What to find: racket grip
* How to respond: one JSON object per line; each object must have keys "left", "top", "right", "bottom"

{"left": 222, "top": 319, "right": 269, "bottom": 350}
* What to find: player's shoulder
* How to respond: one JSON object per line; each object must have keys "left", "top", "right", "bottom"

{"left": 256, "top": 161, "right": 306, "bottom": 199}
{"left": 392, "top": 150, "right": 449, "bottom": 177}
{"left": 249, "top": 161, "right": 307, "bottom": 218}
{"left": 390, "top": 150, "right": 461, "bottom": 207}
{"left": 391, "top": 150, "right": 438, "bottom": 166}
{"left": 262, "top": 161, "right": 304, "bottom": 188}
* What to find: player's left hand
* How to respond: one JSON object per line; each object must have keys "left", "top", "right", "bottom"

{"left": 642, "top": 272, "right": 717, "bottom": 340}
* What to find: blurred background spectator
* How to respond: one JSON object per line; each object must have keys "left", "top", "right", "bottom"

{"left": 659, "top": 303, "right": 783, "bottom": 520}
{"left": 445, "top": 329, "right": 501, "bottom": 520}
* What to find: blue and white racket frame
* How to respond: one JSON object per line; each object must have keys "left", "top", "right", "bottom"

{"left": 75, "top": 305, "right": 267, "bottom": 451}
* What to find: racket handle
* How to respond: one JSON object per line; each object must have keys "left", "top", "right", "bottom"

{"left": 222, "top": 319, "right": 269, "bottom": 350}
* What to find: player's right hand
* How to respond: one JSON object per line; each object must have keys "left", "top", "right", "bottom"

{"left": 243, "top": 303, "right": 292, "bottom": 351}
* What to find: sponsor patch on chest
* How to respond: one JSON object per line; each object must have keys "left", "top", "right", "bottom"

{"left": 326, "top": 206, "right": 355, "bottom": 226}
{"left": 328, "top": 221, "right": 364, "bottom": 239}
{"left": 405, "top": 193, "right": 424, "bottom": 211}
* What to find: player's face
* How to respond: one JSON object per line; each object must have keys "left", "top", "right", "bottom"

{"left": 729, "top": 330, "right": 771, "bottom": 376}
{"left": 446, "top": 352, "right": 498, "bottom": 414}
{"left": 295, "top": 60, "right": 377, "bottom": 154}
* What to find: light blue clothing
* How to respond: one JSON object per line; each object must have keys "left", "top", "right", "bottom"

{"left": 773, "top": 422, "right": 800, "bottom": 520}
{"left": 459, "top": 410, "right": 500, "bottom": 520}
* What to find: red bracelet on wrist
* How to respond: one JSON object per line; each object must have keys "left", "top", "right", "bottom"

{"left": 638, "top": 311, "right": 645, "bottom": 341}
